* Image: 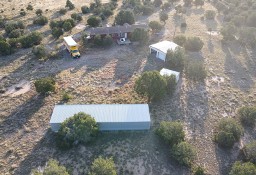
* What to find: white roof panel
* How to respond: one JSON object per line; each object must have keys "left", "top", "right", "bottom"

{"left": 50, "top": 104, "right": 150, "bottom": 123}
{"left": 160, "top": 68, "right": 180, "bottom": 82}
{"left": 63, "top": 36, "right": 77, "bottom": 46}
{"left": 149, "top": 41, "right": 179, "bottom": 54}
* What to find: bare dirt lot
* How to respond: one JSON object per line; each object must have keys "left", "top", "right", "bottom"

{"left": 1, "top": 0, "right": 256, "bottom": 175}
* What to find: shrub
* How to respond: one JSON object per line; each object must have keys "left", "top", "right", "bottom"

{"left": 166, "top": 47, "right": 185, "bottom": 71}
{"left": 135, "top": 71, "right": 167, "bottom": 102}
{"left": 131, "top": 28, "right": 149, "bottom": 44}
{"left": 50, "top": 20, "right": 63, "bottom": 29}
{"left": 34, "top": 77, "right": 56, "bottom": 94}
{"left": 20, "top": 11, "right": 26, "bottom": 16}
{"left": 156, "top": 121, "right": 185, "bottom": 146}
{"left": 180, "top": 22, "right": 187, "bottom": 28}
{"left": 52, "top": 27, "right": 63, "bottom": 38}
{"left": 194, "top": 0, "right": 204, "bottom": 7}
{"left": 89, "top": 157, "right": 117, "bottom": 175}
{"left": 162, "top": 2, "right": 171, "bottom": 11}
{"left": 244, "top": 141, "right": 256, "bottom": 164}
{"left": 32, "top": 159, "right": 69, "bottom": 175}
{"left": 171, "top": 142, "right": 195, "bottom": 166}
{"left": 164, "top": 74, "right": 176, "bottom": 95}
{"left": 229, "top": 161, "right": 256, "bottom": 175}
{"left": 8, "top": 29, "right": 23, "bottom": 38}
{"left": 154, "top": 0, "right": 162, "bottom": 7}
{"left": 221, "top": 23, "right": 236, "bottom": 41}
{"left": 81, "top": 6, "right": 90, "bottom": 14}
{"left": 57, "top": 112, "right": 99, "bottom": 148}
{"left": 160, "top": 12, "right": 168, "bottom": 24}
{"left": 205, "top": 10, "right": 216, "bottom": 20}
{"left": 59, "top": 8, "right": 67, "bottom": 15}
{"left": 115, "top": 10, "right": 135, "bottom": 25}
{"left": 193, "top": 166, "right": 205, "bottom": 175}
{"left": 62, "top": 91, "right": 72, "bottom": 102}
{"left": 65, "top": 18, "right": 75, "bottom": 27}
{"left": 184, "top": 37, "right": 204, "bottom": 52}
{"left": 71, "top": 13, "right": 82, "bottom": 21}
{"left": 185, "top": 61, "right": 207, "bottom": 81}
{"left": 93, "top": 34, "right": 113, "bottom": 47}
{"left": 239, "top": 27, "right": 256, "bottom": 47}
{"left": 32, "top": 45, "right": 47, "bottom": 59}
{"left": 87, "top": 16, "right": 101, "bottom": 27}
{"left": 103, "top": 8, "right": 113, "bottom": 17}
{"left": 0, "top": 41, "right": 11, "bottom": 55}
{"left": 0, "top": 17, "right": 4, "bottom": 28}
{"left": 36, "top": 9, "right": 43, "bottom": 16}
{"left": 5, "top": 21, "right": 25, "bottom": 34}
{"left": 33, "top": 16, "right": 48, "bottom": 25}
{"left": 173, "top": 35, "right": 186, "bottom": 46}
{"left": 20, "top": 31, "right": 42, "bottom": 48}
{"left": 8, "top": 38, "right": 19, "bottom": 48}
{"left": 237, "top": 106, "right": 256, "bottom": 127}
{"left": 141, "top": 5, "right": 154, "bottom": 16}
{"left": 93, "top": 34, "right": 102, "bottom": 46}
{"left": 66, "top": 0, "right": 75, "bottom": 10}
{"left": 215, "top": 118, "right": 243, "bottom": 148}
{"left": 149, "top": 21, "right": 162, "bottom": 32}
{"left": 63, "top": 21, "right": 72, "bottom": 32}
{"left": 26, "top": 4, "right": 33, "bottom": 11}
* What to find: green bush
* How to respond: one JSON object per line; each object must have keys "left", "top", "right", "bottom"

{"left": 244, "top": 141, "right": 256, "bottom": 164}
{"left": 193, "top": 166, "right": 205, "bottom": 175}
{"left": 103, "top": 8, "right": 113, "bottom": 17}
{"left": 34, "top": 77, "right": 56, "bottom": 94}
{"left": 205, "top": 10, "right": 216, "bottom": 20}
{"left": 164, "top": 74, "right": 176, "bottom": 95}
{"left": 89, "top": 157, "right": 117, "bottom": 175}
{"left": 50, "top": 20, "right": 63, "bottom": 29}
{"left": 26, "top": 4, "right": 33, "bottom": 11}
{"left": 93, "top": 34, "right": 113, "bottom": 47}
{"left": 20, "top": 11, "right": 26, "bottom": 16}
{"left": 5, "top": 21, "right": 25, "bottom": 34}
{"left": 156, "top": 121, "right": 185, "bottom": 146}
{"left": 173, "top": 35, "right": 187, "bottom": 46}
{"left": 32, "top": 45, "right": 47, "bottom": 59}
{"left": 184, "top": 37, "right": 204, "bottom": 52}
{"left": 239, "top": 27, "right": 256, "bottom": 47}
{"left": 221, "top": 23, "right": 236, "bottom": 41}
{"left": 8, "top": 38, "right": 19, "bottom": 48}
{"left": 81, "top": 6, "right": 90, "bottom": 14}
{"left": 166, "top": 47, "right": 185, "bottom": 71}
{"left": 103, "top": 35, "right": 113, "bottom": 46}
{"left": 8, "top": 29, "right": 23, "bottom": 38}
{"left": 131, "top": 28, "right": 149, "bottom": 44}
{"left": 135, "top": 71, "right": 167, "bottom": 102}
{"left": 20, "top": 31, "right": 42, "bottom": 48}
{"left": 87, "top": 16, "right": 101, "bottom": 27}
{"left": 194, "top": 0, "right": 204, "bottom": 7}
{"left": 57, "top": 112, "right": 99, "bottom": 148}
{"left": 65, "top": 18, "right": 75, "bottom": 27}
{"left": 36, "top": 9, "right": 43, "bottom": 16}
{"left": 215, "top": 118, "right": 243, "bottom": 148}
{"left": 62, "top": 91, "right": 72, "bottom": 102}
{"left": 33, "top": 16, "right": 48, "bottom": 25}
{"left": 185, "top": 61, "right": 207, "bottom": 81}
{"left": 0, "top": 41, "right": 11, "bottom": 55}
{"left": 59, "top": 8, "right": 67, "bottom": 15}
{"left": 0, "top": 17, "right": 5, "bottom": 28}
{"left": 171, "top": 142, "right": 196, "bottom": 166}
{"left": 66, "top": 0, "right": 75, "bottom": 10}
{"left": 141, "top": 5, "right": 154, "bottom": 16}
{"left": 149, "top": 21, "right": 162, "bottom": 32}
{"left": 162, "top": 2, "right": 171, "bottom": 11}
{"left": 71, "top": 13, "right": 82, "bottom": 21}
{"left": 237, "top": 106, "right": 256, "bottom": 127}
{"left": 115, "top": 10, "right": 135, "bottom": 25}
{"left": 180, "top": 22, "right": 187, "bottom": 28}
{"left": 229, "top": 161, "right": 256, "bottom": 175}
{"left": 154, "top": 0, "right": 162, "bottom": 7}
{"left": 32, "top": 159, "right": 69, "bottom": 175}
{"left": 63, "top": 21, "right": 72, "bottom": 32}
{"left": 160, "top": 12, "right": 168, "bottom": 24}
{"left": 52, "top": 27, "right": 64, "bottom": 38}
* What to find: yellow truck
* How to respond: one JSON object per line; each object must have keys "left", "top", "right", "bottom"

{"left": 63, "top": 36, "right": 80, "bottom": 59}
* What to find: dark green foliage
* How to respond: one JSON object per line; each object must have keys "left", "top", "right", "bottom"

{"left": 34, "top": 77, "right": 56, "bottom": 94}
{"left": 50, "top": 20, "right": 63, "bottom": 29}
{"left": 131, "top": 28, "right": 149, "bottom": 44}
{"left": 229, "top": 161, "right": 256, "bottom": 175}
{"left": 194, "top": 0, "right": 204, "bottom": 7}
{"left": 162, "top": 2, "right": 171, "bottom": 11}
{"left": 149, "top": 21, "right": 162, "bottom": 32}
{"left": 239, "top": 27, "right": 256, "bottom": 47}
{"left": 184, "top": 37, "right": 204, "bottom": 52}
{"left": 32, "top": 45, "right": 47, "bottom": 59}
{"left": 52, "top": 27, "right": 63, "bottom": 38}
{"left": 33, "top": 16, "right": 48, "bottom": 26}
{"left": 26, "top": 4, "right": 33, "bottom": 11}
{"left": 89, "top": 157, "right": 117, "bottom": 175}
{"left": 160, "top": 12, "right": 168, "bottom": 24}
{"left": 0, "top": 17, "right": 5, "bottom": 28}
{"left": 244, "top": 141, "right": 256, "bottom": 164}
{"left": 65, "top": 18, "right": 75, "bottom": 27}
{"left": 0, "top": 35, "right": 5, "bottom": 42}
{"left": 173, "top": 35, "right": 186, "bottom": 46}
{"left": 171, "top": 142, "right": 196, "bottom": 166}
{"left": 93, "top": 34, "right": 113, "bottom": 47}
{"left": 62, "top": 91, "right": 72, "bottom": 102}
{"left": 205, "top": 10, "right": 216, "bottom": 20}
{"left": 154, "top": 0, "right": 162, "bottom": 7}
{"left": 247, "top": 12, "right": 256, "bottom": 27}
{"left": 8, "top": 38, "right": 19, "bottom": 48}
{"left": 8, "top": 29, "right": 23, "bottom": 38}
{"left": 0, "top": 41, "right": 11, "bottom": 55}
{"left": 63, "top": 21, "right": 72, "bottom": 32}
{"left": 180, "top": 22, "right": 187, "bottom": 28}
{"left": 20, "top": 11, "right": 26, "bottom": 16}
{"left": 5, "top": 21, "right": 25, "bottom": 34}
{"left": 185, "top": 61, "right": 207, "bottom": 81}
{"left": 87, "top": 16, "right": 101, "bottom": 27}
{"left": 66, "top": 0, "right": 75, "bottom": 10}
{"left": 193, "top": 166, "right": 205, "bottom": 175}
{"left": 138, "top": 5, "right": 154, "bottom": 16}
{"left": 115, "top": 10, "right": 135, "bottom": 25}
{"left": 164, "top": 74, "right": 176, "bottom": 95}
{"left": 71, "top": 13, "right": 82, "bottom": 21}
{"left": 59, "top": 8, "right": 67, "bottom": 15}
{"left": 36, "top": 9, "right": 43, "bottom": 16}
{"left": 103, "top": 8, "right": 113, "bottom": 17}
{"left": 81, "top": 6, "right": 90, "bottom": 14}
{"left": 220, "top": 23, "right": 236, "bottom": 41}
{"left": 156, "top": 121, "right": 185, "bottom": 146}
{"left": 32, "top": 159, "right": 69, "bottom": 175}
{"left": 166, "top": 47, "right": 185, "bottom": 71}
{"left": 238, "top": 106, "right": 256, "bottom": 127}
{"left": 19, "top": 31, "right": 42, "bottom": 48}
{"left": 57, "top": 112, "right": 99, "bottom": 148}
{"left": 135, "top": 71, "right": 167, "bottom": 102}
{"left": 215, "top": 118, "right": 243, "bottom": 148}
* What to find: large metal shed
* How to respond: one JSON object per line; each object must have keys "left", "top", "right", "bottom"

{"left": 50, "top": 104, "right": 151, "bottom": 132}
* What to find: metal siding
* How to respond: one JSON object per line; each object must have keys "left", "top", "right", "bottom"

{"left": 99, "top": 122, "right": 150, "bottom": 130}
{"left": 158, "top": 52, "right": 166, "bottom": 61}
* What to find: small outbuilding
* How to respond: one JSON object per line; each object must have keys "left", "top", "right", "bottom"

{"left": 160, "top": 68, "right": 180, "bottom": 82}
{"left": 50, "top": 104, "right": 151, "bottom": 132}
{"left": 149, "top": 41, "right": 179, "bottom": 61}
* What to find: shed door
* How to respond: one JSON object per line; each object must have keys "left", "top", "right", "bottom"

{"left": 158, "top": 52, "right": 166, "bottom": 61}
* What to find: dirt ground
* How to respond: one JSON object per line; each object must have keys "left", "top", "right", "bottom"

{"left": 1, "top": 1, "right": 256, "bottom": 175}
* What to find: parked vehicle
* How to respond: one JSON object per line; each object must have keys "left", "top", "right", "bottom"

{"left": 63, "top": 36, "right": 80, "bottom": 58}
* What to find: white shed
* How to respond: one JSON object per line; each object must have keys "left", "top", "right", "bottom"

{"left": 149, "top": 41, "right": 179, "bottom": 61}
{"left": 50, "top": 104, "right": 151, "bottom": 132}
{"left": 160, "top": 68, "right": 180, "bottom": 82}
